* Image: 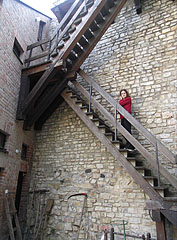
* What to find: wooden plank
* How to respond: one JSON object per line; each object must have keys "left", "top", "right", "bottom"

{"left": 21, "top": 0, "right": 105, "bottom": 115}
{"left": 34, "top": 95, "right": 63, "bottom": 130}
{"left": 25, "top": 76, "right": 67, "bottom": 127}
{"left": 62, "top": 89, "right": 177, "bottom": 227}
{"left": 72, "top": 80, "right": 177, "bottom": 190}
{"left": 10, "top": 198, "right": 22, "bottom": 240}
{"left": 27, "top": 38, "right": 50, "bottom": 50}
{"left": 145, "top": 200, "right": 165, "bottom": 210}
{"left": 156, "top": 221, "right": 166, "bottom": 240}
{"left": 49, "top": 0, "right": 86, "bottom": 55}
{"left": 59, "top": 0, "right": 107, "bottom": 62}
{"left": 21, "top": 0, "right": 86, "bottom": 114}
{"left": 78, "top": 69, "right": 176, "bottom": 164}
{"left": 72, "top": 0, "right": 128, "bottom": 71}
{"left": 22, "top": 59, "right": 65, "bottom": 76}
{"left": 4, "top": 196, "right": 15, "bottom": 240}
{"left": 24, "top": 50, "right": 49, "bottom": 64}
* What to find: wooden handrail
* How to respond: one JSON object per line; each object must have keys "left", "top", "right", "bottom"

{"left": 27, "top": 38, "right": 50, "bottom": 50}
{"left": 49, "top": 0, "right": 86, "bottom": 57}
{"left": 28, "top": 0, "right": 82, "bottom": 49}
{"left": 78, "top": 69, "right": 176, "bottom": 164}
{"left": 71, "top": 80, "right": 177, "bottom": 189}
{"left": 25, "top": 0, "right": 83, "bottom": 63}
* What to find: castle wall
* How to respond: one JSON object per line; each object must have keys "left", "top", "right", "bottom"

{"left": 0, "top": 0, "right": 51, "bottom": 238}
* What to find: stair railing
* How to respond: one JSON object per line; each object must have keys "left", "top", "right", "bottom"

{"left": 24, "top": 0, "right": 87, "bottom": 67}
{"left": 78, "top": 69, "right": 176, "bottom": 165}
{"left": 73, "top": 69, "right": 177, "bottom": 189}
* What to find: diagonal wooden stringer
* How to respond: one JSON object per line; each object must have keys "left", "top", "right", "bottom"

{"left": 62, "top": 88, "right": 177, "bottom": 228}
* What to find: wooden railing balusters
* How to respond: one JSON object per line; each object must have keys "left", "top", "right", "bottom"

{"left": 47, "top": 40, "right": 52, "bottom": 60}
{"left": 78, "top": 69, "right": 176, "bottom": 164}
{"left": 27, "top": 48, "right": 33, "bottom": 67}
{"left": 156, "top": 141, "right": 161, "bottom": 187}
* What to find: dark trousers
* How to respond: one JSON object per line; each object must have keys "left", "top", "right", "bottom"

{"left": 121, "top": 118, "right": 134, "bottom": 149}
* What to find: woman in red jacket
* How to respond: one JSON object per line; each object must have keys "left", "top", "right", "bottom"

{"left": 119, "top": 89, "right": 135, "bottom": 151}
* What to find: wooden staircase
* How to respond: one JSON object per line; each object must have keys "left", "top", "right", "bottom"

{"left": 61, "top": 72, "right": 177, "bottom": 228}
{"left": 17, "top": 0, "right": 128, "bottom": 129}
{"left": 16, "top": 0, "right": 177, "bottom": 230}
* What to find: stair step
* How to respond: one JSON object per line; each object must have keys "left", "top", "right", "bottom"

{"left": 68, "top": 25, "right": 76, "bottom": 34}
{"left": 127, "top": 157, "right": 142, "bottom": 167}
{"left": 112, "top": 140, "right": 121, "bottom": 149}
{"left": 73, "top": 44, "right": 84, "bottom": 55}
{"left": 84, "top": 28, "right": 94, "bottom": 40}
{"left": 154, "top": 186, "right": 166, "bottom": 197}
{"left": 71, "top": 94, "right": 77, "bottom": 99}
{"left": 80, "top": 105, "right": 88, "bottom": 113}
{"left": 90, "top": 20, "right": 99, "bottom": 32}
{"left": 63, "top": 34, "right": 70, "bottom": 42}
{"left": 68, "top": 50, "right": 78, "bottom": 62}
{"left": 86, "top": 0, "right": 94, "bottom": 9}
{"left": 86, "top": 111, "right": 96, "bottom": 119}
{"left": 66, "top": 59, "right": 73, "bottom": 69}
{"left": 100, "top": 5, "right": 110, "bottom": 17}
{"left": 98, "top": 124, "right": 111, "bottom": 134}
{"left": 79, "top": 9, "right": 88, "bottom": 18}
{"left": 144, "top": 176, "right": 157, "bottom": 186}
{"left": 51, "top": 51, "right": 58, "bottom": 58}
{"left": 104, "top": 132, "right": 113, "bottom": 141}
{"left": 106, "top": 0, "right": 116, "bottom": 9}
{"left": 92, "top": 118, "right": 100, "bottom": 126}
{"left": 74, "top": 18, "right": 82, "bottom": 26}
{"left": 79, "top": 36, "right": 89, "bottom": 47}
{"left": 57, "top": 42, "right": 64, "bottom": 50}
{"left": 76, "top": 100, "right": 83, "bottom": 107}
{"left": 119, "top": 149, "right": 128, "bottom": 158}
{"left": 95, "top": 13, "right": 105, "bottom": 24}
{"left": 163, "top": 197, "right": 177, "bottom": 202}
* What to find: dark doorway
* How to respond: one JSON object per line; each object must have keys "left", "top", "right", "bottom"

{"left": 15, "top": 171, "right": 24, "bottom": 214}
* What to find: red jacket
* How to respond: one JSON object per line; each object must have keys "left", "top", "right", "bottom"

{"left": 119, "top": 97, "right": 131, "bottom": 119}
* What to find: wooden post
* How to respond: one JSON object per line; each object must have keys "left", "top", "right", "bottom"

{"left": 152, "top": 210, "right": 166, "bottom": 240}
{"left": 110, "top": 227, "right": 114, "bottom": 240}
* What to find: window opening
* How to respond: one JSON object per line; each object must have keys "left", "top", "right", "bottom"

{"left": 21, "top": 144, "right": 28, "bottom": 160}
{"left": 38, "top": 20, "right": 46, "bottom": 41}
{"left": 13, "top": 38, "right": 23, "bottom": 63}
{"left": 0, "top": 130, "right": 8, "bottom": 152}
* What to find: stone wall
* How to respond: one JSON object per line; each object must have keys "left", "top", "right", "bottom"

{"left": 30, "top": 0, "right": 177, "bottom": 239}
{"left": 0, "top": 0, "right": 51, "bottom": 238}
{"left": 81, "top": 0, "right": 177, "bottom": 174}
{"left": 32, "top": 102, "right": 157, "bottom": 239}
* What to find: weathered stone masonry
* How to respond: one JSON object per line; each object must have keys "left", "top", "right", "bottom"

{"left": 31, "top": 0, "right": 177, "bottom": 239}
{"left": 32, "top": 102, "right": 157, "bottom": 239}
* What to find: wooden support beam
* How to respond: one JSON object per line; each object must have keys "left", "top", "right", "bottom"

{"left": 72, "top": 0, "right": 128, "bottom": 72}
{"left": 34, "top": 95, "right": 63, "bottom": 130}
{"left": 24, "top": 74, "right": 67, "bottom": 128}
{"left": 152, "top": 211, "right": 166, "bottom": 240}
{"left": 27, "top": 38, "right": 50, "bottom": 50}
{"left": 22, "top": 59, "right": 65, "bottom": 76}
{"left": 134, "top": 0, "right": 142, "bottom": 14}
{"left": 73, "top": 78, "right": 177, "bottom": 190}
{"left": 62, "top": 88, "right": 177, "bottom": 227}
{"left": 78, "top": 69, "right": 177, "bottom": 165}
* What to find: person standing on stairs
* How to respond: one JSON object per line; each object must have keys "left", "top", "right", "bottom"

{"left": 119, "top": 89, "right": 135, "bottom": 151}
